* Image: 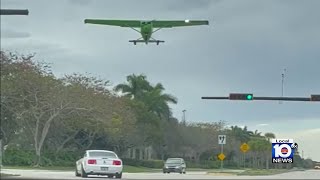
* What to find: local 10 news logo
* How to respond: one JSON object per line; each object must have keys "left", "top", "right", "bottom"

{"left": 272, "top": 139, "right": 298, "bottom": 163}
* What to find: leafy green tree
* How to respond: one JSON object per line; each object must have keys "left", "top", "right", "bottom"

{"left": 114, "top": 74, "right": 152, "bottom": 100}
{"left": 1, "top": 52, "right": 94, "bottom": 166}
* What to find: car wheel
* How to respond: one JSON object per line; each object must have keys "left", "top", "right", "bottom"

{"left": 115, "top": 172, "right": 122, "bottom": 179}
{"left": 75, "top": 165, "right": 81, "bottom": 177}
{"left": 81, "top": 165, "right": 88, "bottom": 178}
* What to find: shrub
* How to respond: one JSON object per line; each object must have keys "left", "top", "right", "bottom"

{"left": 122, "top": 158, "right": 164, "bottom": 168}
{"left": 3, "top": 148, "right": 34, "bottom": 166}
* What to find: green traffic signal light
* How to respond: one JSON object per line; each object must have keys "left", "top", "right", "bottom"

{"left": 229, "top": 93, "right": 253, "bottom": 100}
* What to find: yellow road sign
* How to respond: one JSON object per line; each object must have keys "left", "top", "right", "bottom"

{"left": 218, "top": 153, "right": 225, "bottom": 161}
{"left": 240, "top": 143, "right": 250, "bottom": 153}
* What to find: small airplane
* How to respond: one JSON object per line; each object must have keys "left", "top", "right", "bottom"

{"left": 84, "top": 19, "right": 209, "bottom": 45}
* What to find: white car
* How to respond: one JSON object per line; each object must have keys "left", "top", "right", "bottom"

{"left": 75, "top": 150, "right": 123, "bottom": 178}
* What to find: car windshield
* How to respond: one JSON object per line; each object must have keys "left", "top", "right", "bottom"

{"left": 89, "top": 151, "right": 117, "bottom": 158}
{"left": 166, "top": 159, "right": 181, "bottom": 164}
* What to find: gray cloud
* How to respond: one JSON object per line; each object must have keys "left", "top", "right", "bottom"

{"left": 164, "top": 0, "right": 221, "bottom": 12}
{"left": 68, "top": 0, "right": 91, "bottom": 6}
{"left": 1, "top": 29, "right": 31, "bottom": 38}
{"left": 0, "top": 0, "right": 26, "bottom": 6}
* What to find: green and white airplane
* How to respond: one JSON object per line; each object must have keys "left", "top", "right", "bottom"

{"left": 84, "top": 19, "right": 209, "bottom": 45}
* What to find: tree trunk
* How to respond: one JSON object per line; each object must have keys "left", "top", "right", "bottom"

{"left": 55, "top": 131, "right": 79, "bottom": 160}
{"left": 33, "top": 112, "right": 59, "bottom": 167}
{"left": 195, "top": 152, "right": 201, "bottom": 164}
{"left": 34, "top": 118, "right": 40, "bottom": 167}
{"left": 34, "top": 147, "right": 41, "bottom": 167}
{"left": 254, "top": 152, "right": 258, "bottom": 169}
{"left": 0, "top": 139, "right": 3, "bottom": 167}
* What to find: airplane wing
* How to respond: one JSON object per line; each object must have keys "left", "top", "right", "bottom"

{"left": 152, "top": 20, "right": 209, "bottom": 28}
{"left": 84, "top": 19, "right": 141, "bottom": 27}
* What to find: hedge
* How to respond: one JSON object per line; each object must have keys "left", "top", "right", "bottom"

{"left": 3, "top": 148, "right": 227, "bottom": 169}
{"left": 122, "top": 158, "right": 164, "bottom": 168}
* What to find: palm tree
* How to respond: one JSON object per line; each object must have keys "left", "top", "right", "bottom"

{"left": 144, "top": 83, "right": 177, "bottom": 120}
{"left": 114, "top": 74, "right": 152, "bottom": 100}
{"left": 263, "top": 132, "right": 276, "bottom": 169}
{"left": 264, "top": 132, "right": 275, "bottom": 142}
{"left": 229, "top": 126, "right": 252, "bottom": 143}
{"left": 248, "top": 138, "right": 271, "bottom": 169}
{"left": 115, "top": 74, "right": 177, "bottom": 120}
{"left": 253, "top": 130, "right": 262, "bottom": 138}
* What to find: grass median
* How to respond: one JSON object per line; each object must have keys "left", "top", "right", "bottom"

{"left": 2, "top": 165, "right": 160, "bottom": 173}
{"left": 1, "top": 173, "right": 20, "bottom": 177}
{"left": 237, "top": 169, "right": 291, "bottom": 176}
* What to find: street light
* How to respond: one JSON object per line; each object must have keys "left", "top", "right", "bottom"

{"left": 182, "top": 110, "right": 186, "bottom": 123}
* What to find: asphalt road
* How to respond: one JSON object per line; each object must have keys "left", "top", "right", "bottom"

{"left": 1, "top": 169, "right": 320, "bottom": 179}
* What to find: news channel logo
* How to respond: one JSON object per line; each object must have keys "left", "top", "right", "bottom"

{"left": 272, "top": 139, "right": 298, "bottom": 163}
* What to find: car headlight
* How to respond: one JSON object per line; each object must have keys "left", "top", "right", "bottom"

{"left": 176, "top": 166, "right": 180, "bottom": 168}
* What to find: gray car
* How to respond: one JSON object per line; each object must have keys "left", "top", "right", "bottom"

{"left": 163, "top": 158, "right": 186, "bottom": 174}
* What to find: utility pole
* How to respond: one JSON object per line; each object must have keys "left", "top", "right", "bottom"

{"left": 0, "top": 139, "right": 2, "bottom": 167}
{"left": 182, "top": 109, "right": 186, "bottom": 124}
{"left": 280, "top": 68, "right": 286, "bottom": 104}
{"left": 0, "top": 127, "right": 3, "bottom": 167}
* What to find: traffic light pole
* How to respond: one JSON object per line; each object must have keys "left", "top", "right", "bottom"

{"left": 220, "top": 144, "right": 223, "bottom": 171}
{"left": 0, "top": 9, "right": 29, "bottom": 15}
{"left": 202, "top": 96, "right": 319, "bottom": 102}
{"left": 202, "top": 97, "right": 229, "bottom": 100}
{"left": 253, "top": 97, "right": 310, "bottom": 101}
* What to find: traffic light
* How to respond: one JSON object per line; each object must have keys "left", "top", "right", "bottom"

{"left": 311, "top": 95, "right": 320, "bottom": 101}
{"left": 229, "top": 93, "right": 253, "bottom": 100}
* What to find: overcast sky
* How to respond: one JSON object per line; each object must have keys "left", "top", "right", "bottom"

{"left": 1, "top": 0, "right": 319, "bottom": 161}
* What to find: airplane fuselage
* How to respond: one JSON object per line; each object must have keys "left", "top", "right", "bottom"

{"left": 140, "top": 22, "right": 153, "bottom": 43}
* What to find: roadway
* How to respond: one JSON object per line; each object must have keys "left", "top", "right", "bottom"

{"left": 1, "top": 168, "right": 320, "bottom": 179}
